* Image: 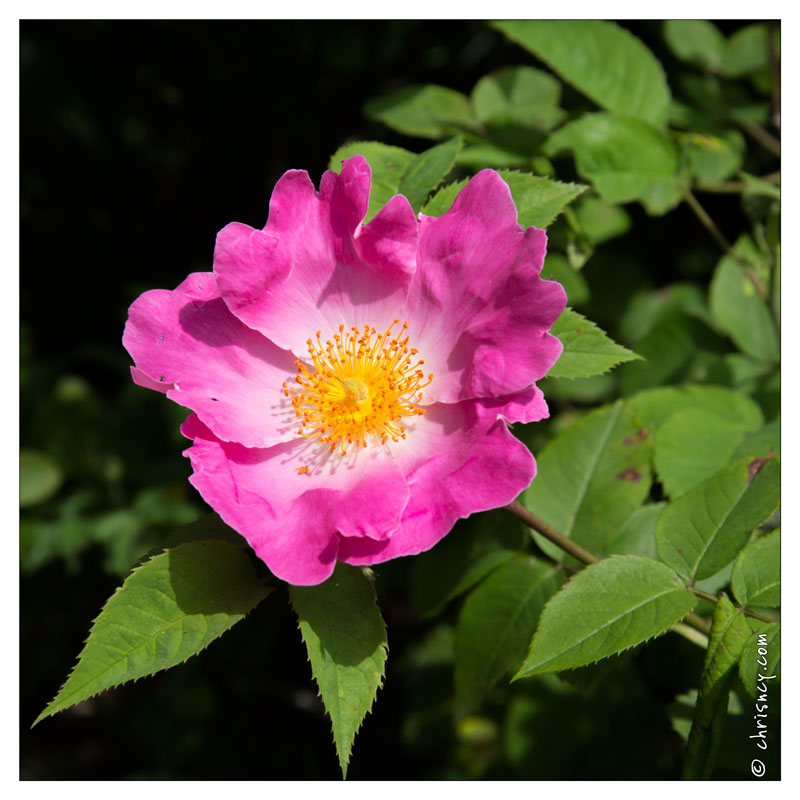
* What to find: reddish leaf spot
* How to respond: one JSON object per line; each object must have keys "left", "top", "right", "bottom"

{"left": 617, "top": 468, "right": 642, "bottom": 482}
{"left": 623, "top": 428, "right": 649, "bottom": 445}
{"left": 748, "top": 449, "right": 774, "bottom": 484}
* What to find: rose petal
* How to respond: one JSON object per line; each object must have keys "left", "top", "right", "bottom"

{"left": 123, "top": 272, "right": 297, "bottom": 448}
{"left": 337, "top": 399, "right": 536, "bottom": 566}
{"left": 181, "top": 414, "right": 410, "bottom": 585}
{"left": 405, "top": 171, "right": 566, "bottom": 403}
{"left": 215, "top": 155, "right": 415, "bottom": 360}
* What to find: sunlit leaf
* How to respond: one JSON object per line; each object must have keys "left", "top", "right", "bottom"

{"left": 399, "top": 136, "right": 462, "bottom": 213}
{"left": 731, "top": 529, "right": 780, "bottom": 608}
{"left": 328, "top": 141, "right": 415, "bottom": 223}
{"left": 492, "top": 20, "right": 671, "bottom": 125}
{"left": 547, "top": 309, "right": 640, "bottom": 379}
{"left": 709, "top": 240, "right": 779, "bottom": 363}
{"left": 422, "top": 170, "right": 584, "bottom": 229}
{"left": 682, "top": 594, "right": 752, "bottom": 779}
{"left": 655, "top": 457, "right": 780, "bottom": 581}
{"left": 363, "top": 84, "right": 474, "bottom": 139}
{"left": 34, "top": 541, "right": 271, "bottom": 725}
{"left": 653, "top": 404, "right": 763, "bottom": 498}
{"left": 290, "top": 563, "right": 388, "bottom": 778}
{"left": 523, "top": 400, "right": 652, "bottom": 559}
{"left": 663, "top": 20, "right": 726, "bottom": 72}
{"left": 544, "top": 113, "right": 681, "bottom": 214}
{"left": 515, "top": 556, "right": 696, "bottom": 677}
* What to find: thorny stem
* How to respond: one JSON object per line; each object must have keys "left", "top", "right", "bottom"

{"left": 505, "top": 501, "right": 778, "bottom": 645}
{"left": 682, "top": 187, "right": 769, "bottom": 301}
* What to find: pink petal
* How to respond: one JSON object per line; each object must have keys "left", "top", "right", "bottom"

{"left": 123, "top": 272, "right": 297, "bottom": 448}
{"left": 490, "top": 384, "right": 550, "bottom": 424}
{"left": 180, "top": 414, "right": 410, "bottom": 585}
{"left": 214, "top": 155, "right": 415, "bottom": 360}
{"left": 406, "top": 171, "right": 566, "bottom": 403}
{"left": 337, "top": 399, "right": 536, "bottom": 566}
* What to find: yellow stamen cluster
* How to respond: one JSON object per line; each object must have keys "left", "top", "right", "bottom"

{"left": 283, "top": 320, "right": 433, "bottom": 456}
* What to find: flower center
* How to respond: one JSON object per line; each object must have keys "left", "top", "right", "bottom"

{"left": 283, "top": 320, "right": 433, "bottom": 455}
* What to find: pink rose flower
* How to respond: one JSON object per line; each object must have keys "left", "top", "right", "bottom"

{"left": 123, "top": 156, "right": 566, "bottom": 585}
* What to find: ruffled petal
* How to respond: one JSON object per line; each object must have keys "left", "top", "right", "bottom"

{"left": 489, "top": 384, "right": 550, "bottom": 425}
{"left": 337, "top": 399, "right": 536, "bottom": 566}
{"left": 405, "top": 171, "right": 566, "bottom": 403}
{"left": 123, "top": 272, "right": 297, "bottom": 448}
{"left": 214, "top": 155, "right": 415, "bottom": 360}
{"left": 181, "top": 414, "right": 410, "bottom": 585}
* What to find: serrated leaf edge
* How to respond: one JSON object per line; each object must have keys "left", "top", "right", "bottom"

{"left": 290, "top": 583, "right": 388, "bottom": 780}
{"left": 34, "top": 542, "right": 270, "bottom": 726}
{"left": 513, "top": 556, "right": 695, "bottom": 678}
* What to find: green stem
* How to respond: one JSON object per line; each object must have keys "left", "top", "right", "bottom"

{"left": 505, "top": 502, "right": 710, "bottom": 644}
{"left": 682, "top": 187, "right": 769, "bottom": 300}
{"left": 739, "top": 120, "right": 781, "bottom": 158}
{"left": 672, "top": 622, "right": 710, "bottom": 649}
{"left": 506, "top": 501, "right": 599, "bottom": 566}
{"left": 689, "top": 587, "right": 779, "bottom": 626}
{"left": 696, "top": 171, "right": 780, "bottom": 194}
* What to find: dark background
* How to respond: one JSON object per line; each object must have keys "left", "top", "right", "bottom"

{"left": 20, "top": 20, "right": 766, "bottom": 780}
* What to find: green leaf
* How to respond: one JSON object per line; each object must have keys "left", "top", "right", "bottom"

{"left": 732, "top": 419, "right": 780, "bottom": 461}
{"left": 628, "top": 384, "right": 764, "bottom": 437}
{"left": 681, "top": 130, "right": 746, "bottom": 183}
{"left": 619, "top": 283, "right": 710, "bottom": 343}
{"left": 572, "top": 195, "right": 631, "bottom": 245}
{"left": 492, "top": 20, "right": 671, "bottom": 125}
{"left": 546, "top": 309, "right": 640, "bottom": 379}
{"left": 655, "top": 457, "right": 780, "bottom": 582}
{"left": 544, "top": 113, "right": 681, "bottom": 214}
{"left": 653, "top": 404, "right": 763, "bottom": 498}
{"left": 663, "top": 20, "right": 726, "bottom": 72}
{"left": 540, "top": 253, "right": 589, "bottom": 307}
{"left": 515, "top": 556, "right": 696, "bottom": 677}
{"left": 523, "top": 400, "right": 652, "bottom": 559}
{"left": 471, "top": 65, "right": 564, "bottom": 130}
{"left": 499, "top": 170, "right": 586, "bottom": 228}
{"left": 739, "top": 623, "right": 780, "bottom": 700}
{"left": 605, "top": 503, "right": 664, "bottom": 559}
{"left": 290, "top": 563, "right": 388, "bottom": 778}
{"left": 618, "top": 316, "right": 716, "bottom": 395}
{"left": 398, "top": 135, "right": 462, "bottom": 213}
{"left": 422, "top": 171, "right": 585, "bottom": 229}
{"left": 455, "top": 557, "right": 563, "bottom": 716}
{"left": 34, "top": 541, "right": 271, "bottom": 725}
{"left": 328, "top": 141, "right": 415, "bottom": 223}
{"left": 722, "top": 24, "right": 776, "bottom": 77}
{"left": 682, "top": 594, "right": 752, "bottom": 779}
{"left": 731, "top": 529, "right": 780, "bottom": 608}
{"left": 421, "top": 178, "right": 467, "bottom": 217}
{"left": 363, "top": 84, "right": 474, "bottom": 139}
{"left": 710, "top": 243, "right": 779, "bottom": 363}
{"left": 20, "top": 449, "right": 64, "bottom": 507}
